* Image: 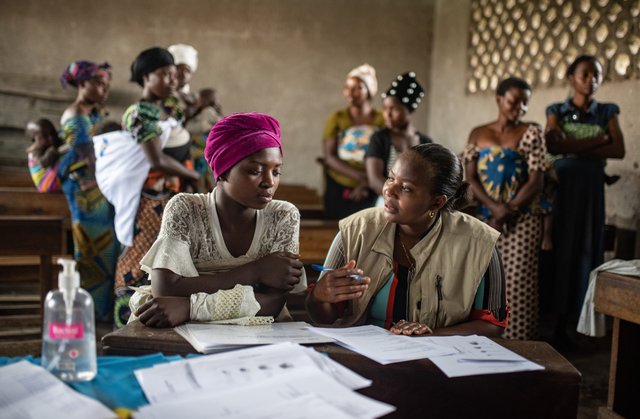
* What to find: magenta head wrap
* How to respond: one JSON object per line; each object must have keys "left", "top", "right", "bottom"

{"left": 205, "top": 112, "right": 282, "bottom": 180}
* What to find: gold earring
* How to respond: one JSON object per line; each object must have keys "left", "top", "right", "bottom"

{"left": 428, "top": 210, "right": 435, "bottom": 218}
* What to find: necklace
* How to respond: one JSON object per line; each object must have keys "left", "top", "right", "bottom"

{"left": 398, "top": 235, "right": 416, "bottom": 278}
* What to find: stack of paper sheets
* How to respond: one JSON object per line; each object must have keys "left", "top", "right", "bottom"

{"left": 175, "top": 321, "right": 335, "bottom": 354}
{"left": 308, "top": 326, "right": 544, "bottom": 377}
{"left": 311, "top": 325, "right": 456, "bottom": 364}
{"left": 0, "top": 361, "right": 114, "bottom": 419}
{"left": 134, "top": 342, "right": 395, "bottom": 419}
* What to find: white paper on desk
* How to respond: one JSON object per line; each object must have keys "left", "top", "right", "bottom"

{"left": 0, "top": 360, "right": 115, "bottom": 419}
{"left": 310, "top": 325, "right": 456, "bottom": 364}
{"left": 223, "top": 393, "right": 355, "bottom": 419}
{"left": 135, "top": 366, "right": 394, "bottom": 419}
{"left": 136, "top": 343, "right": 371, "bottom": 404}
{"left": 301, "top": 346, "right": 372, "bottom": 390}
{"left": 421, "top": 335, "right": 545, "bottom": 377}
{"left": 175, "top": 321, "right": 334, "bottom": 353}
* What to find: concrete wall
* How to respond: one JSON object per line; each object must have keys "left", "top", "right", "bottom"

{"left": 0, "top": 0, "right": 434, "bottom": 188}
{"left": 429, "top": 0, "right": 640, "bottom": 231}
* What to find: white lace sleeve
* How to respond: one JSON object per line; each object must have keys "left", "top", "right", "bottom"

{"left": 190, "top": 284, "right": 272, "bottom": 323}
{"left": 140, "top": 193, "right": 199, "bottom": 277}
{"left": 260, "top": 202, "right": 307, "bottom": 293}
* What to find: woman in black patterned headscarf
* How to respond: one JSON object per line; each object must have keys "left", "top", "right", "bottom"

{"left": 366, "top": 72, "right": 433, "bottom": 204}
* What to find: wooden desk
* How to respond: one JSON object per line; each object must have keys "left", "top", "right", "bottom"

{"left": 594, "top": 271, "right": 640, "bottom": 419}
{"left": 103, "top": 321, "right": 580, "bottom": 419}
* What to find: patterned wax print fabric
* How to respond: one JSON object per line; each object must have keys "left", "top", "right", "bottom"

{"left": 186, "top": 106, "right": 221, "bottom": 192}
{"left": 28, "top": 153, "right": 61, "bottom": 192}
{"left": 545, "top": 99, "right": 619, "bottom": 317}
{"left": 462, "top": 123, "right": 546, "bottom": 340}
{"left": 322, "top": 109, "right": 385, "bottom": 220}
{"left": 58, "top": 109, "right": 119, "bottom": 323}
{"left": 113, "top": 101, "right": 176, "bottom": 328}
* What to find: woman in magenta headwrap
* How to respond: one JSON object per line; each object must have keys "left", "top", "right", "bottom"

{"left": 58, "top": 60, "right": 119, "bottom": 322}
{"left": 128, "top": 112, "right": 307, "bottom": 328}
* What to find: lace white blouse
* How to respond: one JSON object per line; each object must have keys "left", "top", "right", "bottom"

{"left": 129, "top": 188, "right": 307, "bottom": 323}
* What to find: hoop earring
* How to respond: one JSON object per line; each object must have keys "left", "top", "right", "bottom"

{"left": 428, "top": 210, "right": 435, "bottom": 218}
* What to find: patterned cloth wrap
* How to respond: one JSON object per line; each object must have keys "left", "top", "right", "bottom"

{"left": 60, "top": 60, "right": 111, "bottom": 88}
{"left": 475, "top": 146, "right": 529, "bottom": 219}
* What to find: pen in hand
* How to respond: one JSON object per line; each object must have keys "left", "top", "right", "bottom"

{"left": 310, "top": 264, "right": 366, "bottom": 280}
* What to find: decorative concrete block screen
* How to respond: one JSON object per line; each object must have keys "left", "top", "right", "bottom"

{"left": 466, "top": 0, "right": 640, "bottom": 93}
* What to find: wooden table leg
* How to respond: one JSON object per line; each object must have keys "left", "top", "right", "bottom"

{"left": 602, "top": 318, "right": 640, "bottom": 418}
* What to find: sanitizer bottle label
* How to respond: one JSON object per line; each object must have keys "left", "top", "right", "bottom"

{"left": 49, "top": 323, "right": 84, "bottom": 339}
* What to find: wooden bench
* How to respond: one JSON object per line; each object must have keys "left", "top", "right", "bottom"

{"left": 299, "top": 220, "right": 338, "bottom": 265}
{"left": 0, "top": 216, "right": 67, "bottom": 307}
{"left": 274, "top": 183, "right": 324, "bottom": 219}
{"left": 0, "top": 166, "right": 34, "bottom": 188}
{"left": 0, "top": 216, "right": 67, "bottom": 356}
{"left": 0, "top": 186, "right": 70, "bottom": 219}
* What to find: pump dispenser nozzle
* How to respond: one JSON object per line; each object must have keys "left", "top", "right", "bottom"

{"left": 57, "top": 258, "right": 79, "bottom": 319}
{"left": 58, "top": 258, "right": 80, "bottom": 289}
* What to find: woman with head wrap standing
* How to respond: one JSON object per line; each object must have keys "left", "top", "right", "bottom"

{"left": 113, "top": 47, "right": 200, "bottom": 327}
{"left": 58, "top": 60, "right": 119, "bottom": 322}
{"left": 129, "top": 112, "right": 306, "bottom": 328}
{"left": 322, "top": 64, "right": 385, "bottom": 220}
{"left": 366, "top": 72, "right": 432, "bottom": 205}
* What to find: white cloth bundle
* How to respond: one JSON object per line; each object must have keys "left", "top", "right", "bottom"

{"left": 577, "top": 259, "right": 640, "bottom": 337}
{"left": 93, "top": 118, "right": 177, "bottom": 246}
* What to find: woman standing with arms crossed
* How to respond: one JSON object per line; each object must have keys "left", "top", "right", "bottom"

{"left": 463, "top": 77, "right": 546, "bottom": 340}
{"left": 58, "top": 61, "right": 119, "bottom": 322}
{"left": 322, "top": 64, "right": 385, "bottom": 220}
{"left": 113, "top": 47, "right": 200, "bottom": 327}
{"left": 545, "top": 55, "right": 625, "bottom": 345}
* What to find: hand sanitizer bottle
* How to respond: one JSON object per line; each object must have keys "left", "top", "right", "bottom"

{"left": 41, "top": 258, "right": 97, "bottom": 381}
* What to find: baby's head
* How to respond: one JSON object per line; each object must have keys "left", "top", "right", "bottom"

{"left": 198, "top": 88, "right": 220, "bottom": 111}
{"left": 25, "top": 118, "right": 62, "bottom": 167}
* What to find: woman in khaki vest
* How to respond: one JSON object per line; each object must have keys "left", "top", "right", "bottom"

{"left": 307, "top": 143, "right": 507, "bottom": 337}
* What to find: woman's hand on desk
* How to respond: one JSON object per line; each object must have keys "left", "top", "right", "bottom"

{"left": 390, "top": 320, "right": 433, "bottom": 336}
{"left": 310, "top": 260, "right": 371, "bottom": 304}
{"left": 135, "top": 296, "right": 190, "bottom": 328}
{"left": 253, "top": 252, "right": 304, "bottom": 291}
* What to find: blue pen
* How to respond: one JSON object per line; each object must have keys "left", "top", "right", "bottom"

{"left": 310, "top": 264, "right": 366, "bottom": 280}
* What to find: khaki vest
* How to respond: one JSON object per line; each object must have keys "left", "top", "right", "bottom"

{"left": 337, "top": 208, "right": 499, "bottom": 329}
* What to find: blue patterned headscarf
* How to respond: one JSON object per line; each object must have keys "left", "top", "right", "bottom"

{"left": 60, "top": 60, "right": 111, "bottom": 88}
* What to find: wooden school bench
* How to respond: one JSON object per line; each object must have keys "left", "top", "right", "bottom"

{"left": 103, "top": 321, "right": 581, "bottom": 419}
{"left": 0, "top": 215, "right": 67, "bottom": 356}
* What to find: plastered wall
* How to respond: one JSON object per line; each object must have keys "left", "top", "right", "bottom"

{"left": 0, "top": 0, "right": 434, "bottom": 190}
